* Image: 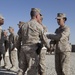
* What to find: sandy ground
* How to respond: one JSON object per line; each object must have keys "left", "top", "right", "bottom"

{"left": 0, "top": 52, "right": 75, "bottom": 75}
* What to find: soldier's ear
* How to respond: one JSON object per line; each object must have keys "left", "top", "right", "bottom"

{"left": 36, "top": 15, "right": 38, "bottom": 19}
{"left": 63, "top": 17, "right": 67, "bottom": 21}
{"left": 12, "top": 29, "right": 14, "bottom": 31}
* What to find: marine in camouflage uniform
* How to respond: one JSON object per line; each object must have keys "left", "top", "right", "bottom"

{"left": 17, "top": 21, "right": 25, "bottom": 61}
{"left": 17, "top": 8, "right": 50, "bottom": 75}
{"left": 8, "top": 26, "right": 18, "bottom": 72}
{"left": 2, "top": 30, "right": 10, "bottom": 69}
{"left": 0, "top": 14, "right": 4, "bottom": 66}
{"left": 47, "top": 13, "right": 71, "bottom": 75}
{"left": 38, "top": 15, "right": 47, "bottom": 75}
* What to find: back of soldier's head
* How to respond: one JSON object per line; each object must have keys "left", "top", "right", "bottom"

{"left": 30, "top": 8, "right": 41, "bottom": 18}
{"left": 17, "top": 21, "right": 25, "bottom": 28}
{"left": 8, "top": 26, "right": 14, "bottom": 33}
{"left": 3, "top": 30, "right": 8, "bottom": 36}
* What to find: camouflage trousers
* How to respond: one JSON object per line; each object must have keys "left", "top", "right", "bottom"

{"left": 3, "top": 49, "right": 10, "bottom": 67}
{"left": 0, "top": 52, "right": 2, "bottom": 66}
{"left": 55, "top": 52, "right": 71, "bottom": 75}
{"left": 38, "top": 47, "right": 46, "bottom": 75}
{"left": 18, "top": 45, "right": 39, "bottom": 75}
{"left": 9, "top": 49, "right": 18, "bottom": 68}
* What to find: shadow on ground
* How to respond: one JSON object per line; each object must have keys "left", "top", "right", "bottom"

{"left": 0, "top": 68, "right": 17, "bottom": 75}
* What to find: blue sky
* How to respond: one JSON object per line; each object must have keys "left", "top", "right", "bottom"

{"left": 0, "top": 0, "right": 75, "bottom": 44}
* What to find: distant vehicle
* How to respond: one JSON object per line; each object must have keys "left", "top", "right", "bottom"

{"left": 72, "top": 45, "right": 75, "bottom": 52}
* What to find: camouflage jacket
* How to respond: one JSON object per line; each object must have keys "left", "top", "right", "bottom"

{"left": 0, "top": 26, "right": 5, "bottom": 53}
{"left": 16, "top": 19, "right": 50, "bottom": 49}
{"left": 9, "top": 33, "right": 17, "bottom": 50}
{"left": 47, "top": 25, "right": 71, "bottom": 52}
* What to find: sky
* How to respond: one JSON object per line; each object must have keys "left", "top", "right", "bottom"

{"left": 0, "top": 0, "right": 75, "bottom": 44}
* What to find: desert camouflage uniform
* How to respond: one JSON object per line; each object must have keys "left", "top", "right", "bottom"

{"left": 17, "top": 21, "right": 25, "bottom": 61}
{"left": 47, "top": 25, "right": 71, "bottom": 75}
{"left": 0, "top": 14, "right": 4, "bottom": 66}
{"left": 0, "top": 26, "right": 4, "bottom": 66}
{"left": 39, "top": 25, "right": 47, "bottom": 75}
{"left": 2, "top": 30, "right": 10, "bottom": 69}
{"left": 9, "top": 32, "right": 18, "bottom": 71}
{"left": 17, "top": 19, "right": 50, "bottom": 75}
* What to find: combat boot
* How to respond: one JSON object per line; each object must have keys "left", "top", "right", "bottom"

{"left": 39, "top": 72, "right": 45, "bottom": 75}
{"left": 4, "top": 66, "right": 11, "bottom": 70}
{"left": 10, "top": 66, "right": 19, "bottom": 72}
{"left": 17, "top": 69, "right": 24, "bottom": 75}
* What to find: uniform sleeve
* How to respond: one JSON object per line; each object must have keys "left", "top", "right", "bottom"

{"left": 42, "top": 34, "right": 50, "bottom": 49}
{"left": 5, "top": 36, "right": 9, "bottom": 51}
{"left": 16, "top": 29, "right": 22, "bottom": 50}
{"left": 46, "top": 27, "right": 70, "bottom": 41}
{"left": 0, "top": 29, "right": 1, "bottom": 39}
{"left": 60, "top": 27, "right": 70, "bottom": 41}
{"left": 46, "top": 34, "right": 62, "bottom": 41}
{"left": 39, "top": 27, "right": 50, "bottom": 49}
{"left": 42, "top": 25, "right": 47, "bottom": 33}
{"left": 0, "top": 27, "right": 2, "bottom": 39}
{"left": 12, "top": 34, "right": 18, "bottom": 49}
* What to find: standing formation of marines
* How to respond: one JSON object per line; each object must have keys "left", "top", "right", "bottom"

{"left": 0, "top": 8, "right": 71, "bottom": 75}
